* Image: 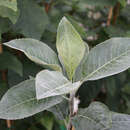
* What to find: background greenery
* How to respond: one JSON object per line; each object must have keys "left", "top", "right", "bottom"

{"left": 1, "top": 0, "right": 130, "bottom": 129}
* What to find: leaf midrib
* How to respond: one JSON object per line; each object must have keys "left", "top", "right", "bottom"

{"left": 84, "top": 48, "right": 130, "bottom": 81}
{"left": 0, "top": 97, "right": 35, "bottom": 114}
{"left": 78, "top": 114, "right": 110, "bottom": 129}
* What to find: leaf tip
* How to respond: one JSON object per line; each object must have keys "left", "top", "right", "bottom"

{"left": 59, "top": 16, "right": 69, "bottom": 25}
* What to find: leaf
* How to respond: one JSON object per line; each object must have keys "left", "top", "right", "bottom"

{"left": 104, "top": 26, "right": 126, "bottom": 37}
{"left": 36, "top": 70, "right": 81, "bottom": 100}
{"left": 81, "top": 0, "right": 117, "bottom": 7}
{"left": 0, "top": 17, "right": 12, "bottom": 41}
{"left": 48, "top": 100, "right": 69, "bottom": 120}
{"left": 0, "top": 52, "right": 23, "bottom": 76}
{"left": 72, "top": 102, "right": 130, "bottom": 130}
{"left": 72, "top": 102, "right": 112, "bottom": 130}
{"left": 0, "top": 6, "right": 19, "bottom": 24}
{"left": 0, "top": 0, "right": 17, "bottom": 12}
{"left": 122, "top": 83, "right": 130, "bottom": 95}
{"left": 0, "top": 82, "right": 8, "bottom": 99}
{"left": 0, "top": 79, "right": 63, "bottom": 120}
{"left": 65, "top": 15, "right": 87, "bottom": 39}
{"left": 3, "top": 38, "right": 61, "bottom": 71}
{"left": 56, "top": 17, "right": 86, "bottom": 80}
{"left": 105, "top": 77, "right": 120, "bottom": 111}
{"left": 73, "top": 42, "right": 89, "bottom": 81}
{"left": 122, "top": 94, "right": 130, "bottom": 114}
{"left": 82, "top": 38, "right": 130, "bottom": 81}
{"left": 110, "top": 112, "right": 130, "bottom": 130}
{"left": 14, "top": 0, "right": 49, "bottom": 39}
{"left": 40, "top": 114, "right": 54, "bottom": 130}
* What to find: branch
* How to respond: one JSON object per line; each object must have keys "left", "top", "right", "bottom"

{"left": 0, "top": 43, "right": 3, "bottom": 54}
{"left": 44, "top": 0, "right": 53, "bottom": 13}
{"left": 107, "top": 7, "right": 113, "bottom": 26}
{"left": 112, "top": 2, "right": 120, "bottom": 25}
{"left": 67, "top": 92, "right": 80, "bottom": 130}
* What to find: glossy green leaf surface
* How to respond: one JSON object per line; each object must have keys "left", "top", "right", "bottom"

{"left": 56, "top": 17, "right": 85, "bottom": 80}
{"left": 36, "top": 70, "right": 81, "bottom": 100}
{"left": 3, "top": 38, "right": 61, "bottom": 71}
{"left": 82, "top": 38, "right": 130, "bottom": 81}
{"left": 0, "top": 79, "right": 63, "bottom": 120}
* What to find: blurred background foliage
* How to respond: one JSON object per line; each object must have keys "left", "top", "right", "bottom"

{"left": 1, "top": 0, "right": 130, "bottom": 129}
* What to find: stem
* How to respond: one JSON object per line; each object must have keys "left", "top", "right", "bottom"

{"left": 67, "top": 92, "right": 75, "bottom": 130}
{"left": 112, "top": 2, "right": 120, "bottom": 25}
{"left": 107, "top": 7, "right": 113, "bottom": 26}
{"left": 6, "top": 120, "right": 11, "bottom": 129}
{"left": 44, "top": 0, "right": 53, "bottom": 13}
{"left": 0, "top": 43, "right": 3, "bottom": 54}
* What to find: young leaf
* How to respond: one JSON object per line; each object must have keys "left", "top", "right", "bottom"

{"left": 36, "top": 70, "right": 81, "bottom": 100}
{"left": 82, "top": 38, "right": 130, "bottom": 81}
{"left": 0, "top": 52, "right": 23, "bottom": 76}
{"left": 56, "top": 17, "right": 85, "bottom": 80}
{"left": 3, "top": 38, "right": 61, "bottom": 71}
{"left": 73, "top": 42, "right": 89, "bottom": 81}
{"left": 0, "top": 79, "right": 63, "bottom": 120}
{"left": 65, "top": 15, "right": 87, "bottom": 39}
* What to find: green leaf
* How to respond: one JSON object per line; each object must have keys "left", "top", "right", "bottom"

{"left": 72, "top": 102, "right": 112, "bottom": 130}
{"left": 0, "top": 82, "right": 8, "bottom": 99}
{"left": 36, "top": 70, "right": 81, "bottom": 100}
{"left": 0, "top": 0, "right": 17, "bottom": 12}
{"left": 48, "top": 100, "right": 69, "bottom": 120}
{"left": 81, "top": 0, "right": 117, "bottom": 7}
{"left": 118, "top": 0, "right": 127, "bottom": 7}
{"left": 73, "top": 42, "right": 89, "bottom": 81}
{"left": 56, "top": 17, "right": 85, "bottom": 80}
{"left": 72, "top": 102, "right": 130, "bottom": 130}
{"left": 3, "top": 38, "right": 61, "bottom": 71}
{"left": 0, "top": 6, "right": 19, "bottom": 24}
{"left": 65, "top": 15, "right": 87, "bottom": 39}
{"left": 104, "top": 26, "right": 126, "bottom": 37}
{"left": 82, "top": 38, "right": 130, "bottom": 81}
{"left": 0, "top": 79, "right": 63, "bottom": 120}
{"left": 122, "top": 83, "right": 130, "bottom": 95}
{"left": 14, "top": 0, "right": 49, "bottom": 39}
{"left": 0, "top": 52, "right": 23, "bottom": 76}
{"left": 110, "top": 112, "right": 130, "bottom": 130}
{"left": 40, "top": 114, "right": 54, "bottom": 130}
{"left": 0, "top": 17, "right": 12, "bottom": 41}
